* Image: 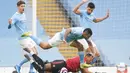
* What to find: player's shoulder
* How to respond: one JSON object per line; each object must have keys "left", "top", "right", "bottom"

{"left": 14, "top": 12, "right": 19, "bottom": 15}
{"left": 71, "top": 27, "right": 85, "bottom": 29}
{"left": 12, "top": 12, "right": 19, "bottom": 17}
{"left": 11, "top": 12, "right": 18, "bottom": 19}
{"left": 13, "top": 12, "right": 25, "bottom": 15}
{"left": 80, "top": 10, "right": 86, "bottom": 12}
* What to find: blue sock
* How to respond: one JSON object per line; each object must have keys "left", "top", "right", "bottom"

{"left": 78, "top": 51, "right": 84, "bottom": 64}
{"left": 29, "top": 64, "right": 34, "bottom": 72}
{"left": 30, "top": 36, "right": 42, "bottom": 45}
{"left": 18, "top": 58, "right": 28, "bottom": 67}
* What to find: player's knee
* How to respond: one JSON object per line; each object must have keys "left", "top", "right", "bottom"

{"left": 35, "top": 51, "right": 38, "bottom": 55}
{"left": 95, "top": 52, "right": 100, "bottom": 57}
{"left": 94, "top": 48, "right": 100, "bottom": 57}
{"left": 32, "top": 47, "right": 38, "bottom": 55}
{"left": 86, "top": 47, "right": 91, "bottom": 52}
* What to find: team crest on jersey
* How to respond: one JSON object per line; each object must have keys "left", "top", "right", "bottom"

{"left": 116, "top": 62, "right": 128, "bottom": 73}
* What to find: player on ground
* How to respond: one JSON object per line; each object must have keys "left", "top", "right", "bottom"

{"left": 8, "top": 1, "right": 38, "bottom": 73}
{"left": 26, "top": 52, "right": 94, "bottom": 73}
{"left": 73, "top": 0, "right": 109, "bottom": 63}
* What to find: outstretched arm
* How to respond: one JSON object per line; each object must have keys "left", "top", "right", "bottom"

{"left": 63, "top": 28, "right": 72, "bottom": 43}
{"left": 93, "top": 9, "right": 110, "bottom": 23}
{"left": 73, "top": 0, "right": 90, "bottom": 14}
{"left": 8, "top": 16, "right": 17, "bottom": 29}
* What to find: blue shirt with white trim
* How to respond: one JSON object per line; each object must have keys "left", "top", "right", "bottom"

{"left": 79, "top": 10, "right": 96, "bottom": 28}
{"left": 60, "top": 27, "right": 85, "bottom": 43}
{"left": 10, "top": 12, "right": 29, "bottom": 37}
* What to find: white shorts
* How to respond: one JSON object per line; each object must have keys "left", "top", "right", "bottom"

{"left": 76, "top": 38, "right": 96, "bottom": 50}
{"left": 48, "top": 32, "right": 62, "bottom": 47}
{"left": 19, "top": 37, "right": 36, "bottom": 49}
{"left": 77, "top": 38, "right": 89, "bottom": 50}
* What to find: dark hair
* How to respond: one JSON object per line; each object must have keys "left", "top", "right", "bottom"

{"left": 88, "top": 2, "right": 95, "bottom": 9}
{"left": 17, "top": 1, "right": 25, "bottom": 6}
{"left": 83, "top": 28, "right": 92, "bottom": 36}
{"left": 86, "top": 52, "right": 94, "bottom": 57}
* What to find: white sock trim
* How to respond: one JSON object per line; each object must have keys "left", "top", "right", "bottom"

{"left": 30, "top": 59, "right": 34, "bottom": 64}
{"left": 30, "top": 51, "right": 35, "bottom": 56}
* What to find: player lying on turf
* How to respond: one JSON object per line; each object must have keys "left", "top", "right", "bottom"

{"left": 26, "top": 52, "right": 94, "bottom": 73}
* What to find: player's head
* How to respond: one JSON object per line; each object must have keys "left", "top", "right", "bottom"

{"left": 82, "top": 28, "right": 92, "bottom": 40}
{"left": 85, "top": 52, "right": 94, "bottom": 64}
{"left": 17, "top": 1, "right": 25, "bottom": 13}
{"left": 86, "top": 2, "right": 95, "bottom": 14}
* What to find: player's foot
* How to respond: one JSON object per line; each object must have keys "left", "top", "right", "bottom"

{"left": 14, "top": 65, "right": 21, "bottom": 73}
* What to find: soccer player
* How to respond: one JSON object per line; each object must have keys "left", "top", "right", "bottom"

{"left": 8, "top": 1, "right": 38, "bottom": 73}
{"left": 73, "top": 0, "right": 109, "bottom": 62}
{"left": 27, "top": 52, "right": 94, "bottom": 73}
{"left": 28, "top": 27, "right": 92, "bottom": 67}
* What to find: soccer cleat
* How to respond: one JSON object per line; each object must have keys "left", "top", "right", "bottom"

{"left": 80, "top": 63, "right": 92, "bottom": 69}
{"left": 14, "top": 65, "right": 21, "bottom": 73}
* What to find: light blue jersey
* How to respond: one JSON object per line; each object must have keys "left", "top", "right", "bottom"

{"left": 60, "top": 27, "right": 85, "bottom": 43}
{"left": 79, "top": 10, "right": 96, "bottom": 28}
{"left": 9, "top": 12, "right": 42, "bottom": 46}
{"left": 10, "top": 12, "right": 29, "bottom": 37}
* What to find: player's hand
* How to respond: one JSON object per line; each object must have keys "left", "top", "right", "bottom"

{"left": 82, "top": 0, "right": 89, "bottom": 3}
{"left": 8, "top": 24, "right": 11, "bottom": 29}
{"left": 8, "top": 19, "right": 12, "bottom": 24}
{"left": 106, "top": 9, "right": 110, "bottom": 18}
